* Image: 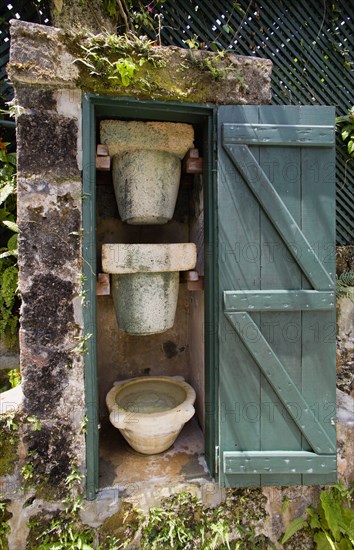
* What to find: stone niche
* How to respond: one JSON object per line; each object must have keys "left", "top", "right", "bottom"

{"left": 1, "top": 16, "right": 352, "bottom": 550}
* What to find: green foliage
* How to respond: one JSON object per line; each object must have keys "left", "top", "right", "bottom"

{"left": 336, "top": 107, "right": 354, "bottom": 159}
{"left": 141, "top": 490, "right": 272, "bottom": 549}
{"left": 26, "top": 464, "right": 121, "bottom": 549}
{"left": 0, "top": 413, "right": 19, "bottom": 476}
{"left": 27, "top": 513, "right": 97, "bottom": 550}
{"left": 0, "top": 137, "right": 19, "bottom": 348}
{"left": 0, "top": 368, "right": 20, "bottom": 393}
{"left": 187, "top": 49, "right": 243, "bottom": 82}
{"left": 281, "top": 483, "right": 354, "bottom": 549}
{"left": 76, "top": 31, "right": 163, "bottom": 88}
{"left": 336, "top": 270, "right": 354, "bottom": 299}
{"left": 0, "top": 500, "right": 11, "bottom": 550}
{"left": 8, "top": 368, "right": 21, "bottom": 388}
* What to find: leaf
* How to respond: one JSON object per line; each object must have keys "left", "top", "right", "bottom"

{"left": 7, "top": 233, "right": 17, "bottom": 252}
{"left": 281, "top": 497, "right": 289, "bottom": 513}
{"left": 3, "top": 220, "right": 19, "bottom": 233}
{"left": 341, "top": 124, "right": 354, "bottom": 140}
{"left": 338, "top": 539, "right": 353, "bottom": 550}
{"left": 314, "top": 531, "right": 335, "bottom": 550}
{"left": 308, "top": 507, "right": 322, "bottom": 529}
{"left": 321, "top": 491, "right": 343, "bottom": 539}
{"left": 347, "top": 140, "right": 354, "bottom": 155}
{"left": 281, "top": 517, "right": 308, "bottom": 543}
{"left": 0, "top": 184, "right": 14, "bottom": 205}
{"left": 6, "top": 152, "right": 16, "bottom": 166}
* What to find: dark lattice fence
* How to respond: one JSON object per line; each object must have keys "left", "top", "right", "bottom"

{"left": 0, "top": 0, "right": 353, "bottom": 243}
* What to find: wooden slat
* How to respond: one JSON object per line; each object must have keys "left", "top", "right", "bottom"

{"left": 225, "top": 311, "right": 336, "bottom": 454}
{"left": 218, "top": 105, "right": 262, "bottom": 487}
{"left": 224, "top": 143, "right": 334, "bottom": 290}
{"left": 224, "top": 290, "right": 335, "bottom": 311}
{"left": 223, "top": 452, "right": 336, "bottom": 475}
{"left": 223, "top": 124, "right": 334, "bottom": 147}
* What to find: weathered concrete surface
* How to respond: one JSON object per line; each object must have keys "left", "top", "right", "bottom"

{"left": 336, "top": 287, "right": 354, "bottom": 397}
{"left": 102, "top": 243, "right": 197, "bottom": 273}
{"left": 337, "top": 389, "right": 354, "bottom": 486}
{"left": 337, "top": 292, "right": 354, "bottom": 352}
{"left": 9, "top": 21, "right": 78, "bottom": 86}
{"left": 17, "top": 113, "right": 79, "bottom": 177}
{"left": 101, "top": 120, "right": 195, "bottom": 158}
{"left": 8, "top": 20, "right": 272, "bottom": 105}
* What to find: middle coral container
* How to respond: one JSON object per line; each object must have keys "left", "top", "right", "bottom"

{"left": 102, "top": 243, "right": 196, "bottom": 335}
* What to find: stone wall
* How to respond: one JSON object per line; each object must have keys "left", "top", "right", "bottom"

{"left": 16, "top": 86, "right": 85, "bottom": 471}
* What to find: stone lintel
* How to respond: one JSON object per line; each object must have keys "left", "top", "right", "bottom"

{"left": 9, "top": 19, "right": 272, "bottom": 105}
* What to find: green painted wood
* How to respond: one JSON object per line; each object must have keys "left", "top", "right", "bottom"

{"left": 218, "top": 105, "right": 337, "bottom": 487}
{"left": 203, "top": 107, "right": 219, "bottom": 477}
{"left": 223, "top": 124, "right": 334, "bottom": 147}
{"left": 223, "top": 452, "right": 337, "bottom": 475}
{"left": 301, "top": 138, "right": 337, "bottom": 484}
{"left": 225, "top": 312, "right": 335, "bottom": 455}
{"left": 218, "top": 105, "right": 262, "bottom": 486}
{"left": 82, "top": 94, "right": 99, "bottom": 500}
{"left": 224, "top": 290, "right": 335, "bottom": 311}
{"left": 224, "top": 143, "right": 333, "bottom": 290}
{"left": 257, "top": 129, "right": 303, "bottom": 485}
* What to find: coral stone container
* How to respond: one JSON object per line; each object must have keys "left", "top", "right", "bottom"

{"left": 102, "top": 243, "right": 197, "bottom": 335}
{"left": 106, "top": 376, "right": 196, "bottom": 454}
{"left": 100, "top": 120, "right": 194, "bottom": 224}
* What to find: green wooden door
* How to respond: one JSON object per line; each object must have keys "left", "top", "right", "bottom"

{"left": 217, "top": 106, "right": 337, "bottom": 486}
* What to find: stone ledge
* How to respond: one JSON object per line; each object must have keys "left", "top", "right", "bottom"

{"left": 9, "top": 20, "right": 272, "bottom": 105}
{"left": 9, "top": 20, "right": 78, "bottom": 86}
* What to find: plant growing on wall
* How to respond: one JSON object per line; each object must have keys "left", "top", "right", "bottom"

{"left": 0, "top": 136, "right": 19, "bottom": 349}
{"left": 281, "top": 483, "right": 354, "bottom": 548}
{"left": 76, "top": 30, "right": 164, "bottom": 88}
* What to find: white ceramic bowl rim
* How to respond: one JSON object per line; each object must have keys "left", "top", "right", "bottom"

{"left": 106, "top": 376, "right": 196, "bottom": 418}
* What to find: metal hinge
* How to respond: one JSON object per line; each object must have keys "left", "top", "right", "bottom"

{"left": 215, "top": 446, "right": 220, "bottom": 474}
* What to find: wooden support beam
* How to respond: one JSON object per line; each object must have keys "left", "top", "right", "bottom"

{"left": 183, "top": 270, "right": 199, "bottom": 282}
{"left": 97, "top": 144, "right": 109, "bottom": 156}
{"left": 96, "top": 273, "right": 110, "bottom": 295}
{"left": 183, "top": 148, "right": 203, "bottom": 174}
{"left": 96, "top": 155, "right": 111, "bottom": 171}
{"left": 186, "top": 157, "right": 203, "bottom": 174}
{"left": 187, "top": 277, "right": 204, "bottom": 291}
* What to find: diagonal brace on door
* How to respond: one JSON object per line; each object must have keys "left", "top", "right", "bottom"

{"left": 224, "top": 311, "right": 336, "bottom": 455}
{"left": 223, "top": 143, "right": 334, "bottom": 291}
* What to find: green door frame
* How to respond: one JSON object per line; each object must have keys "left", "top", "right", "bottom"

{"left": 82, "top": 93, "right": 218, "bottom": 499}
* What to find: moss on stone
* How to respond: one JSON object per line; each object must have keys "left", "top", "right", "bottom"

{"left": 63, "top": 31, "right": 248, "bottom": 104}
{"left": 99, "top": 501, "right": 143, "bottom": 545}
{"left": 224, "top": 487, "right": 268, "bottom": 524}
